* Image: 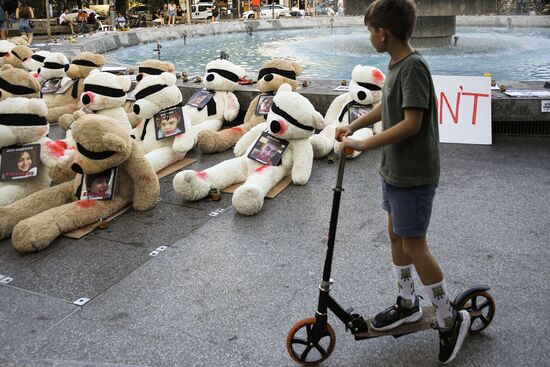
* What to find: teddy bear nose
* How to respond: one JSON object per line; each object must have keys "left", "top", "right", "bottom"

{"left": 136, "top": 73, "right": 143, "bottom": 82}
{"left": 357, "top": 91, "right": 367, "bottom": 101}
{"left": 133, "top": 104, "right": 140, "bottom": 114}
{"left": 82, "top": 93, "right": 92, "bottom": 105}
{"left": 270, "top": 120, "right": 281, "bottom": 133}
{"left": 206, "top": 74, "right": 215, "bottom": 82}
{"left": 263, "top": 74, "right": 273, "bottom": 82}
{"left": 71, "top": 163, "right": 83, "bottom": 174}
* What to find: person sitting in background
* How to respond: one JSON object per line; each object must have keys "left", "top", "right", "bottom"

{"left": 116, "top": 12, "right": 126, "bottom": 29}
{"left": 87, "top": 11, "right": 98, "bottom": 31}
{"left": 152, "top": 8, "right": 164, "bottom": 26}
{"left": 175, "top": 5, "right": 183, "bottom": 23}
{"left": 59, "top": 8, "right": 76, "bottom": 34}
{"left": 77, "top": 10, "right": 89, "bottom": 33}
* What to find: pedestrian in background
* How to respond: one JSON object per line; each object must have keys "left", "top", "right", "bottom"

{"left": 15, "top": 0, "right": 34, "bottom": 44}
{"left": 0, "top": 0, "right": 7, "bottom": 40}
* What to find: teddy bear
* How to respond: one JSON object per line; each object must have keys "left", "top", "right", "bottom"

{"left": 37, "top": 52, "right": 70, "bottom": 107}
{"left": 197, "top": 58, "right": 302, "bottom": 154}
{"left": 0, "top": 40, "right": 16, "bottom": 67}
{"left": 23, "top": 50, "right": 51, "bottom": 72}
{"left": 132, "top": 72, "right": 199, "bottom": 173}
{"left": 0, "top": 64, "right": 41, "bottom": 100}
{"left": 9, "top": 35, "right": 30, "bottom": 46}
{"left": 309, "top": 65, "right": 385, "bottom": 159}
{"left": 2, "top": 44, "right": 33, "bottom": 69}
{"left": 173, "top": 83, "right": 325, "bottom": 216}
{"left": 0, "top": 97, "right": 66, "bottom": 206}
{"left": 47, "top": 52, "right": 105, "bottom": 124}
{"left": 0, "top": 113, "right": 160, "bottom": 253}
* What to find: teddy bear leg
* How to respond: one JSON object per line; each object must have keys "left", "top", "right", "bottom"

{"left": 47, "top": 104, "right": 77, "bottom": 125}
{"left": 145, "top": 147, "right": 185, "bottom": 173}
{"left": 232, "top": 165, "right": 286, "bottom": 216}
{"left": 309, "top": 124, "right": 337, "bottom": 159}
{"left": 58, "top": 113, "right": 76, "bottom": 132}
{"left": 11, "top": 197, "right": 127, "bottom": 253}
{"left": 0, "top": 182, "right": 74, "bottom": 240}
{"left": 197, "top": 126, "right": 247, "bottom": 154}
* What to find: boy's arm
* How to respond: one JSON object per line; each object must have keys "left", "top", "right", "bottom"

{"left": 342, "top": 107, "right": 423, "bottom": 152}
{"left": 335, "top": 102, "right": 382, "bottom": 140}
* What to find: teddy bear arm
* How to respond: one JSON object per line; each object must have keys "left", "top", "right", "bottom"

{"left": 47, "top": 104, "right": 77, "bottom": 125}
{"left": 324, "top": 94, "right": 352, "bottom": 124}
{"left": 243, "top": 96, "right": 260, "bottom": 124}
{"left": 145, "top": 147, "right": 184, "bottom": 173}
{"left": 122, "top": 151, "right": 160, "bottom": 211}
{"left": 290, "top": 141, "right": 314, "bottom": 186}
{"left": 234, "top": 123, "right": 267, "bottom": 157}
{"left": 222, "top": 92, "right": 240, "bottom": 122}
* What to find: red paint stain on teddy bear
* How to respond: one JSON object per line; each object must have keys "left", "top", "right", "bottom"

{"left": 372, "top": 69, "right": 385, "bottom": 84}
{"left": 196, "top": 171, "right": 208, "bottom": 180}
{"left": 230, "top": 127, "right": 243, "bottom": 134}
{"left": 45, "top": 140, "right": 67, "bottom": 158}
{"left": 76, "top": 199, "right": 98, "bottom": 209}
{"left": 254, "top": 165, "right": 270, "bottom": 173}
{"left": 276, "top": 119, "right": 288, "bottom": 135}
{"left": 139, "top": 174, "right": 153, "bottom": 182}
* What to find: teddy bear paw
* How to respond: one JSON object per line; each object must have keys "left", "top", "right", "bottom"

{"left": 232, "top": 185, "right": 264, "bottom": 216}
{"left": 196, "top": 130, "right": 219, "bottom": 154}
{"left": 11, "top": 219, "right": 60, "bottom": 253}
{"left": 309, "top": 134, "right": 333, "bottom": 159}
{"left": 173, "top": 171, "right": 211, "bottom": 201}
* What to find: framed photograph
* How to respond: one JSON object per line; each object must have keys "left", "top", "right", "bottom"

{"left": 41, "top": 78, "right": 62, "bottom": 94}
{"left": 0, "top": 144, "right": 40, "bottom": 181}
{"left": 247, "top": 131, "right": 289, "bottom": 166}
{"left": 348, "top": 104, "right": 372, "bottom": 122}
{"left": 101, "top": 66, "right": 128, "bottom": 75}
{"left": 333, "top": 85, "right": 349, "bottom": 92}
{"left": 186, "top": 89, "right": 213, "bottom": 109}
{"left": 79, "top": 167, "right": 117, "bottom": 200}
{"left": 254, "top": 95, "right": 274, "bottom": 116}
{"left": 56, "top": 79, "right": 77, "bottom": 94}
{"left": 126, "top": 84, "right": 137, "bottom": 101}
{"left": 154, "top": 106, "right": 185, "bottom": 140}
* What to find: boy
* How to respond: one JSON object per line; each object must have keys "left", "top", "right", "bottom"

{"left": 336, "top": 0, "right": 471, "bottom": 364}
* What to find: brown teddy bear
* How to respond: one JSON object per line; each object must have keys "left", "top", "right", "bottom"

{"left": 0, "top": 64, "right": 40, "bottom": 100}
{"left": 0, "top": 113, "right": 160, "bottom": 253}
{"left": 47, "top": 52, "right": 105, "bottom": 124}
{"left": 196, "top": 59, "right": 302, "bottom": 154}
{"left": 2, "top": 44, "right": 33, "bottom": 69}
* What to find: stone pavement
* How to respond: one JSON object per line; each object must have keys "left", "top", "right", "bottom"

{"left": 1, "top": 131, "right": 549, "bottom": 366}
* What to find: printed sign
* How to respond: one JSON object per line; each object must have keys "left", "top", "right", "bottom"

{"left": 154, "top": 106, "right": 185, "bottom": 140}
{"left": 247, "top": 131, "right": 289, "bottom": 166}
{"left": 79, "top": 167, "right": 117, "bottom": 200}
{"left": 41, "top": 78, "right": 62, "bottom": 94}
{"left": 255, "top": 95, "right": 274, "bottom": 115}
{"left": 433, "top": 75, "right": 492, "bottom": 145}
{"left": 542, "top": 100, "right": 550, "bottom": 113}
{"left": 56, "top": 79, "right": 77, "bottom": 94}
{"left": 101, "top": 66, "right": 128, "bottom": 75}
{"left": 126, "top": 85, "right": 137, "bottom": 101}
{"left": 186, "top": 89, "right": 213, "bottom": 109}
{"left": 348, "top": 104, "right": 372, "bottom": 122}
{"left": 333, "top": 85, "right": 349, "bottom": 92}
{"left": 0, "top": 144, "right": 40, "bottom": 181}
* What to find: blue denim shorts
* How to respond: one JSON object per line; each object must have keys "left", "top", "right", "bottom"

{"left": 0, "top": 21, "right": 7, "bottom": 30}
{"left": 381, "top": 177, "right": 437, "bottom": 237}
{"left": 19, "top": 19, "right": 33, "bottom": 33}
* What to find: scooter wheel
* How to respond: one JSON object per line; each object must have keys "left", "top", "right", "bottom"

{"left": 455, "top": 290, "right": 496, "bottom": 334}
{"left": 286, "top": 317, "right": 336, "bottom": 366}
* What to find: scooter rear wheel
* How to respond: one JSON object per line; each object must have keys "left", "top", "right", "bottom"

{"left": 455, "top": 290, "right": 496, "bottom": 334}
{"left": 286, "top": 317, "right": 336, "bottom": 366}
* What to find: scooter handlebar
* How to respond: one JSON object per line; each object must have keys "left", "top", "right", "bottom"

{"left": 337, "top": 132, "right": 355, "bottom": 156}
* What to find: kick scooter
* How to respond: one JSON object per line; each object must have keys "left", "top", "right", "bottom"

{"left": 286, "top": 150, "right": 496, "bottom": 365}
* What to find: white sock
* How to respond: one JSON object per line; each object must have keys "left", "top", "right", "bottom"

{"left": 425, "top": 280, "right": 455, "bottom": 329}
{"left": 393, "top": 263, "right": 417, "bottom": 307}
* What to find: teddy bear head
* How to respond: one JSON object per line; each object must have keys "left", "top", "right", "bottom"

{"left": 80, "top": 69, "right": 131, "bottom": 111}
{"left": 0, "top": 97, "right": 49, "bottom": 148}
{"left": 267, "top": 83, "right": 324, "bottom": 140}
{"left": 9, "top": 35, "right": 29, "bottom": 46}
{"left": 0, "top": 41, "right": 16, "bottom": 67}
{"left": 3, "top": 45, "right": 33, "bottom": 69}
{"left": 0, "top": 65, "right": 40, "bottom": 100}
{"left": 349, "top": 65, "right": 385, "bottom": 105}
{"left": 132, "top": 72, "right": 183, "bottom": 119}
{"left": 70, "top": 114, "right": 133, "bottom": 176}
{"left": 257, "top": 59, "right": 302, "bottom": 93}
{"left": 23, "top": 50, "right": 50, "bottom": 72}
{"left": 203, "top": 59, "right": 246, "bottom": 92}
{"left": 135, "top": 59, "right": 175, "bottom": 82}
{"left": 36, "top": 52, "right": 69, "bottom": 81}
{"left": 66, "top": 52, "right": 106, "bottom": 79}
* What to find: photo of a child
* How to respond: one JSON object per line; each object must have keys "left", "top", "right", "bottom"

{"left": 247, "top": 132, "right": 289, "bottom": 166}
{"left": 348, "top": 104, "right": 373, "bottom": 122}
{"left": 255, "top": 95, "right": 274, "bottom": 115}
{"left": 154, "top": 106, "right": 185, "bottom": 140}
{"left": 0, "top": 145, "right": 40, "bottom": 181}
{"left": 80, "top": 168, "right": 117, "bottom": 200}
{"left": 186, "top": 89, "right": 214, "bottom": 109}
{"left": 41, "top": 78, "right": 62, "bottom": 94}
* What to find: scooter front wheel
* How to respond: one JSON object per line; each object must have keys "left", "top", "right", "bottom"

{"left": 455, "top": 290, "right": 496, "bottom": 334}
{"left": 286, "top": 317, "right": 336, "bottom": 366}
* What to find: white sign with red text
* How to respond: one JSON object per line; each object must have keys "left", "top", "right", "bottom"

{"left": 433, "top": 75, "right": 492, "bottom": 145}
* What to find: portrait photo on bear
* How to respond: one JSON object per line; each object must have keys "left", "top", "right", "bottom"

{"left": 348, "top": 104, "right": 372, "bottom": 122}
{"left": 55, "top": 79, "right": 77, "bottom": 94}
{"left": 255, "top": 95, "right": 274, "bottom": 116}
{"left": 80, "top": 167, "right": 118, "bottom": 200}
{"left": 1, "top": 144, "right": 40, "bottom": 181}
{"left": 247, "top": 131, "right": 289, "bottom": 166}
{"left": 154, "top": 106, "right": 185, "bottom": 140}
{"left": 186, "top": 89, "right": 213, "bottom": 109}
{"left": 126, "top": 85, "right": 138, "bottom": 101}
{"left": 41, "top": 78, "right": 62, "bottom": 94}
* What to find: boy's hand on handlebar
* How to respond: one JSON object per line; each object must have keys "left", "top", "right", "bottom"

{"left": 341, "top": 138, "right": 363, "bottom": 155}
{"left": 335, "top": 126, "right": 353, "bottom": 142}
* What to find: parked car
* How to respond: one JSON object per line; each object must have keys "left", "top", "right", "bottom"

{"left": 242, "top": 4, "right": 290, "bottom": 19}
{"left": 191, "top": 2, "right": 214, "bottom": 20}
{"left": 316, "top": 0, "right": 337, "bottom": 15}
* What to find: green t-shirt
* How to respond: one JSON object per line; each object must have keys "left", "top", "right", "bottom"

{"left": 379, "top": 51, "right": 440, "bottom": 187}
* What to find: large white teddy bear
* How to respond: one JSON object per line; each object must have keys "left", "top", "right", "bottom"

{"left": 173, "top": 83, "right": 325, "bottom": 216}
{"left": 132, "top": 72, "right": 195, "bottom": 173}
{"left": 309, "top": 65, "right": 385, "bottom": 159}
{"left": 183, "top": 59, "right": 245, "bottom": 134}
{"left": 0, "top": 98, "right": 63, "bottom": 205}
{"left": 37, "top": 52, "right": 70, "bottom": 107}
{"left": 24, "top": 50, "right": 51, "bottom": 73}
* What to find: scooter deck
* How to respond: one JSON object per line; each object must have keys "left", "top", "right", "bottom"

{"left": 354, "top": 306, "right": 436, "bottom": 340}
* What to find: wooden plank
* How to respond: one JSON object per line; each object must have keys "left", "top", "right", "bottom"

{"left": 222, "top": 175, "right": 292, "bottom": 199}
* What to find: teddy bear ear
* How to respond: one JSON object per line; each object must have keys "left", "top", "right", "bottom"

{"left": 277, "top": 83, "right": 292, "bottom": 94}
{"left": 352, "top": 64, "right": 362, "bottom": 75}
{"left": 102, "top": 133, "right": 129, "bottom": 153}
{"left": 117, "top": 75, "right": 132, "bottom": 92}
{"left": 291, "top": 62, "right": 302, "bottom": 76}
{"left": 28, "top": 98, "right": 48, "bottom": 116}
{"left": 164, "top": 61, "right": 175, "bottom": 73}
{"left": 311, "top": 111, "right": 325, "bottom": 130}
{"left": 159, "top": 72, "right": 177, "bottom": 86}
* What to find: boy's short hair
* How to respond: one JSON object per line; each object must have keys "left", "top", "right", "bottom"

{"left": 364, "top": 0, "right": 417, "bottom": 42}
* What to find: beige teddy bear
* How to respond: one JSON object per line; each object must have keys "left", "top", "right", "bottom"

{"left": 2, "top": 45, "right": 33, "bottom": 69}
{"left": 196, "top": 59, "right": 302, "bottom": 154}
{"left": 0, "top": 114, "right": 160, "bottom": 253}
{"left": 0, "top": 64, "right": 41, "bottom": 100}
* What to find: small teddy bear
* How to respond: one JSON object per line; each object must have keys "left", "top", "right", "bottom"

{"left": 23, "top": 50, "right": 51, "bottom": 73}
{"left": 2, "top": 44, "right": 33, "bottom": 69}
{"left": 37, "top": 52, "right": 70, "bottom": 108}
{"left": 0, "top": 97, "right": 65, "bottom": 206}
{"left": 0, "top": 64, "right": 41, "bottom": 100}
{"left": 173, "top": 83, "right": 325, "bottom": 216}
{"left": 0, "top": 113, "right": 160, "bottom": 253}
{"left": 132, "top": 72, "right": 197, "bottom": 173}
{"left": 47, "top": 52, "right": 105, "bottom": 124}
{"left": 197, "top": 58, "right": 302, "bottom": 154}
{"left": 309, "top": 65, "right": 385, "bottom": 159}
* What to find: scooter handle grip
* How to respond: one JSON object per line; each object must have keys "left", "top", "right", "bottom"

{"left": 343, "top": 147, "right": 354, "bottom": 156}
